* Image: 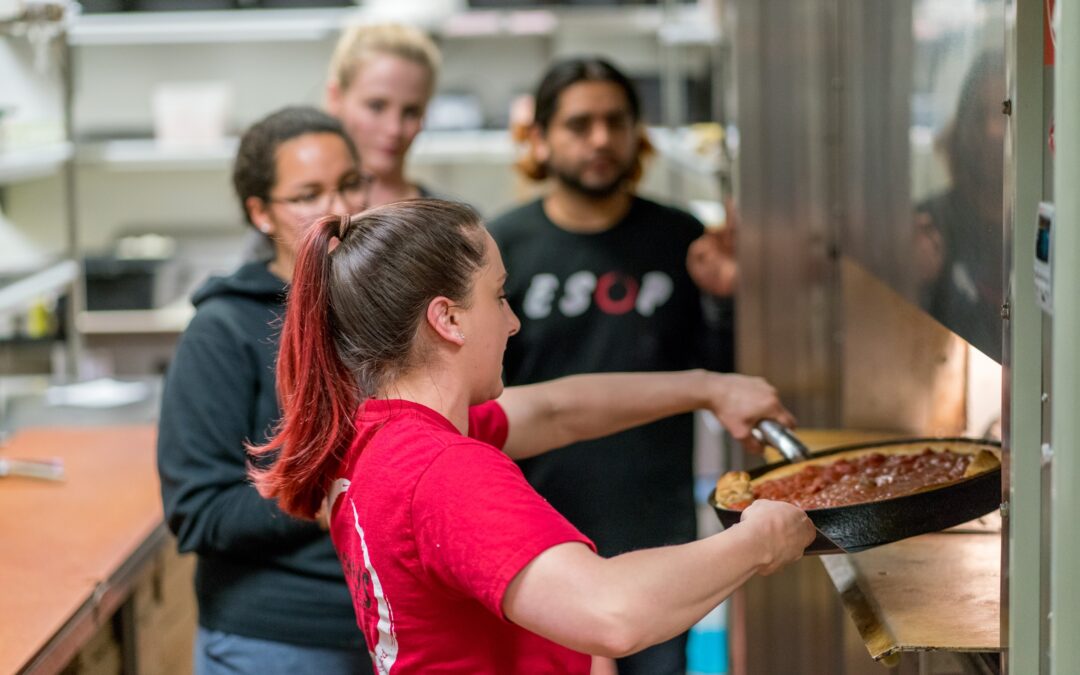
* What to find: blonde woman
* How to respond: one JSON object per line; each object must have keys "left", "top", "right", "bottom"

{"left": 326, "top": 23, "right": 441, "bottom": 207}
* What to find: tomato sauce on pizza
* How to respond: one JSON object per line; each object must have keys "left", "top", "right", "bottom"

{"left": 726, "top": 448, "right": 981, "bottom": 511}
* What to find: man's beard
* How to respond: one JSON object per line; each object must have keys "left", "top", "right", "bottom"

{"left": 550, "top": 160, "right": 635, "bottom": 199}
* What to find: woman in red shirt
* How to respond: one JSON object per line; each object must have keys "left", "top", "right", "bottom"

{"left": 252, "top": 199, "right": 814, "bottom": 673}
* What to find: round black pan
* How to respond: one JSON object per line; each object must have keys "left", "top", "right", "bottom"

{"left": 709, "top": 437, "right": 1002, "bottom": 554}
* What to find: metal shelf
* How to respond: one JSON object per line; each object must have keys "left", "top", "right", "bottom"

{"left": 440, "top": 6, "right": 676, "bottom": 39}
{"left": 76, "top": 131, "right": 517, "bottom": 170}
{"left": 0, "top": 143, "right": 74, "bottom": 185}
{"left": 76, "top": 138, "right": 237, "bottom": 172}
{"left": 68, "top": 7, "right": 356, "bottom": 46}
{"left": 76, "top": 128, "right": 724, "bottom": 173}
{"left": 0, "top": 259, "right": 78, "bottom": 315}
{"left": 77, "top": 304, "right": 194, "bottom": 336}
{"left": 68, "top": 5, "right": 718, "bottom": 46}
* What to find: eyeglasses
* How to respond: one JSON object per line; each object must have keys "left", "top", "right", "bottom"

{"left": 268, "top": 174, "right": 374, "bottom": 216}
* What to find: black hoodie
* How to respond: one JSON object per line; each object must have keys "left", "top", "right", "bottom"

{"left": 157, "top": 261, "right": 363, "bottom": 649}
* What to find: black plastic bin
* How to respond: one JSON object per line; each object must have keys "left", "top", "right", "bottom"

{"left": 84, "top": 257, "right": 165, "bottom": 311}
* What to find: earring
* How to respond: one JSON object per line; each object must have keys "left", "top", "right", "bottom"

{"left": 258, "top": 223, "right": 271, "bottom": 234}
{"left": 455, "top": 331, "right": 466, "bottom": 341}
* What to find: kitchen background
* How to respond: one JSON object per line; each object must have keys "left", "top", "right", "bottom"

{"left": 2, "top": 0, "right": 1045, "bottom": 673}
{"left": 2, "top": 0, "right": 732, "bottom": 377}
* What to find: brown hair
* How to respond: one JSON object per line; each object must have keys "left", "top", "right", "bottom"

{"left": 232, "top": 106, "right": 358, "bottom": 227}
{"left": 249, "top": 199, "right": 486, "bottom": 519}
{"left": 328, "top": 23, "right": 441, "bottom": 97}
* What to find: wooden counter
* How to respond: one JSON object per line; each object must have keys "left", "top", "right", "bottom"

{"left": 0, "top": 425, "right": 167, "bottom": 673}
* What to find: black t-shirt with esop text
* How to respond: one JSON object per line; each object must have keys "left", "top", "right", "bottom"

{"left": 489, "top": 196, "right": 716, "bottom": 556}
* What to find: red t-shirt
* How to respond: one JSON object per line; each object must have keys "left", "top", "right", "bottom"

{"left": 328, "top": 399, "right": 595, "bottom": 674}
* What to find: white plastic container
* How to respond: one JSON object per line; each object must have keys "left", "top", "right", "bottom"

{"left": 151, "top": 81, "right": 233, "bottom": 149}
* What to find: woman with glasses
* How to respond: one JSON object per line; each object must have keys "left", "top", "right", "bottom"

{"left": 325, "top": 23, "right": 442, "bottom": 207}
{"left": 156, "top": 106, "right": 374, "bottom": 675}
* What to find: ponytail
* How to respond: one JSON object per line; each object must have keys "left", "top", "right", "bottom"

{"left": 249, "top": 200, "right": 486, "bottom": 519}
{"left": 249, "top": 215, "right": 358, "bottom": 519}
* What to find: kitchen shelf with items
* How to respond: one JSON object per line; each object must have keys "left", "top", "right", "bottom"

{"left": 0, "top": 259, "right": 78, "bottom": 317}
{"left": 1, "top": 0, "right": 81, "bottom": 375}
{"left": 0, "top": 259, "right": 77, "bottom": 374}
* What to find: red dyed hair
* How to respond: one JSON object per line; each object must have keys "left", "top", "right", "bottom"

{"left": 249, "top": 215, "right": 357, "bottom": 519}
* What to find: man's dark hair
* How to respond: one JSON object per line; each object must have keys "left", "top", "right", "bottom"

{"left": 533, "top": 56, "right": 641, "bottom": 131}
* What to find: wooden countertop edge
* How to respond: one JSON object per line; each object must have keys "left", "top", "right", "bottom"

{"left": 19, "top": 521, "right": 170, "bottom": 674}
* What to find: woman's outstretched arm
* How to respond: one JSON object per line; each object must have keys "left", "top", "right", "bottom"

{"left": 496, "top": 369, "right": 794, "bottom": 460}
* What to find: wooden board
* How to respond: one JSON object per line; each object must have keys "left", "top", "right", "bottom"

{"left": 0, "top": 425, "right": 160, "bottom": 674}
{"left": 821, "top": 532, "right": 1001, "bottom": 661}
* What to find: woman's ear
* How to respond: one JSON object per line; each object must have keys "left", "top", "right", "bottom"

{"left": 326, "top": 81, "right": 343, "bottom": 117}
{"left": 425, "top": 296, "right": 466, "bottom": 346}
{"left": 246, "top": 196, "right": 275, "bottom": 236}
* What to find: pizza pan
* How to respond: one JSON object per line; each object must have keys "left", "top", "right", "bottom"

{"left": 709, "top": 437, "right": 1001, "bottom": 554}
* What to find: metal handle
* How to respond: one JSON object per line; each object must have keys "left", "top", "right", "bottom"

{"left": 752, "top": 419, "right": 812, "bottom": 463}
{"left": 0, "top": 457, "right": 65, "bottom": 481}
